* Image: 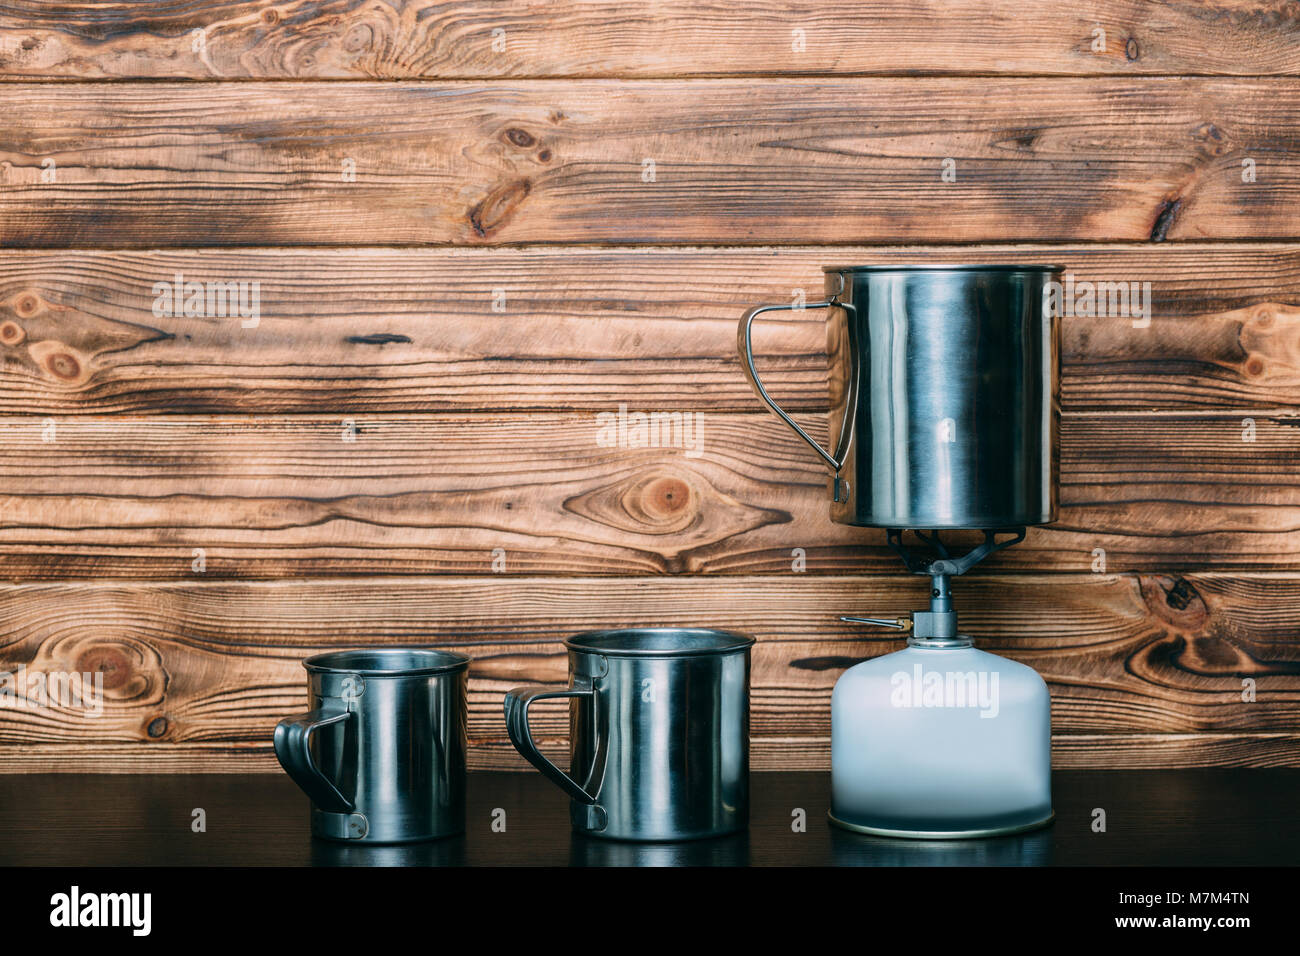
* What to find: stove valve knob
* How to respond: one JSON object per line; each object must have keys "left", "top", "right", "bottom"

{"left": 839, "top": 616, "right": 913, "bottom": 631}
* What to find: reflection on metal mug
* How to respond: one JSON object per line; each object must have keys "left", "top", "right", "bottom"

{"left": 740, "top": 264, "right": 1062, "bottom": 530}
{"left": 505, "top": 628, "right": 754, "bottom": 842}
{"left": 274, "top": 648, "right": 469, "bottom": 844}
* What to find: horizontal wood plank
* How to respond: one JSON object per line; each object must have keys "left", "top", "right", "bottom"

{"left": 1, "top": 79, "right": 1298, "bottom": 246}
{"left": 1, "top": 245, "right": 1297, "bottom": 414}
{"left": 0, "top": 412, "right": 1296, "bottom": 578}
{"left": 0, "top": 575, "right": 1295, "bottom": 770}
{"left": 2, "top": 1, "right": 1298, "bottom": 79}
{"left": 5, "top": 734, "right": 1299, "bottom": 772}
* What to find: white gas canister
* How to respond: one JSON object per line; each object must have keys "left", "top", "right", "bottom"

{"left": 830, "top": 636, "right": 1053, "bottom": 839}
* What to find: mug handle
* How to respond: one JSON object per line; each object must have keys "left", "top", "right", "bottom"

{"left": 504, "top": 685, "right": 600, "bottom": 805}
{"left": 738, "top": 298, "right": 859, "bottom": 476}
{"left": 273, "top": 707, "right": 355, "bottom": 813}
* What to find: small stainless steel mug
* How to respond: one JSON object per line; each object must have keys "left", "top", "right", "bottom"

{"left": 274, "top": 648, "right": 469, "bottom": 843}
{"left": 740, "top": 264, "right": 1061, "bottom": 530}
{"left": 505, "top": 628, "right": 754, "bottom": 842}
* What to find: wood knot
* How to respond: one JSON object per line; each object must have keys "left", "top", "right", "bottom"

{"left": 996, "top": 127, "right": 1039, "bottom": 151}
{"left": 1149, "top": 197, "right": 1182, "bottom": 242}
{"left": 1193, "top": 122, "right": 1229, "bottom": 157}
{"left": 1165, "top": 577, "right": 1200, "bottom": 611}
{"left": 1132, "top": 632, "right": 1256, "bottom": 680}
{"left": 29, "top": 341, "right": 91, "bottom": 384}
{"left": 1252, "top": 307, "right": 1274, "bottom": 328}
{"left": 565, "top": 470, "right": 703, "bottom": 537}
{"left": 14, "top": 293, "right": 39, "bottom": 318}
{"left": 74, "top": 645, "right": 134, "bottom": 692}
{"left": 564, "top": 463, "right": 780, "bottom": 571}
{"left": 1245, "top": 357, "right": 1264, "bottom": 376}
{"left": 1139, "top": 574, "right": 1209, "bottom": 630}
{"left": 499, "top": 126, "right": 552, "bottom": 164}
{"left": 146, "top": 716, "right": 170, "bottom": 738}
{"left": 347, "top": 333, "right": 412, "bottom": 345}
{"left": 343, "top": 26, "right": 372, "bottom": 53}
{"left": 0, "top": 321, "right": 24, "bottom": 345}
{"left": 503, "top": 127, "right": 535, "bottom": 148}
{"left": 639, "top": 476, "right": 692, "bottom": 521}
{"left": 467, "top": 178, "right": 531, "bottom": 238}
{"left": 617, "top": 472, "right": 700, "bottom": 532}
{"left": 791, "top": 656, "right": 860, "bottom": 672}
{"left": 261, "top": 8, "right": 280, "bottom": 24}
{"left": 45, "top": 351, "right": 82, "bottom": 380}
{"left": 1125, "top": 37, "right": 1140, "bottom": 61}
{"left": 30, "top": 632, "right": 168, "bottom": 706}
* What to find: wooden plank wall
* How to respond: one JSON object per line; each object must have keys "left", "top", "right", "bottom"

{"left": 0, "top": 2, "right": 1298, "bottom": 771}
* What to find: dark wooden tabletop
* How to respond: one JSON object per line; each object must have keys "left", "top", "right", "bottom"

{"left": 0, "top": 769, "right": 1296, "bottom": 867}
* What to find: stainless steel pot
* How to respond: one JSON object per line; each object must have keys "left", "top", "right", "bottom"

{"left": 505, "top": 628, "right": 753, "bottom": 842}
{"left": 740, "top": 265, "right": 1061, "bottom": 529}
{"left": 274, "top": 648, "right": 469, "bottom": 843}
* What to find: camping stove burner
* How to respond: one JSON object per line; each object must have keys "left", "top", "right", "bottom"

{"left": 842, "top": 528, "right": 1026, "bottom": 639}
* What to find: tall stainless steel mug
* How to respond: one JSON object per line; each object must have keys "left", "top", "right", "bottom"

{"left": 274, "top": 648, "right": 469, "bottom": 843}
{"left": 505, "top": 628, "right": 754, "bottom": 841}
{"left": 740, "top": 265, "right": 1061, "bottom": 530}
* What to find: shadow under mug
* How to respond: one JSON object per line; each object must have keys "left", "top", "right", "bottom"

{"left": 274, "top": 647, "right": 469, "bottom": 844}
{"left": 505, "top": 627, "right": 754, "bottom": 842}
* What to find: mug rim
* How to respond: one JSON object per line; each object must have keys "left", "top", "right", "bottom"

{"left": 303, "top": 646, "right": 470, "bottom": 676}
{"left": 564, "top": 627, "right": 755, "bottom": 658}
{"left": 821, "top": 263, "right": 1064, "bottom": 274}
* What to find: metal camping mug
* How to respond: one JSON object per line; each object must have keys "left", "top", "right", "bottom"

{"left": 504, "top": 628, "right": 754, "bottom": 841}
{"left": 274, "top": 648, "right": 469, "bottom": 843}
{"left": 740, "top": 265, "right": 1062, "bottom": 530}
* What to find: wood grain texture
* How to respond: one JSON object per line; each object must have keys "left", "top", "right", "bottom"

{"left": 5, "top": 735, "right": 1299, "bottom": 772}
{"left": 0, "top": 4, "right": 1295, "bottom": 779}
{"left": 0, "top": 574, "right": 1295, "bottom": 770}
{"left": 1, "top": 244, "right": 1298, "bottom": 415}
{"left": 0, "top": 412, "right": 1296, "bottom": 579}
{"left": 2, "top": 1, "right": 1299, "bottom": 79}
{"left": 2, "top": 79, "right": 1298, "bottom": 246}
